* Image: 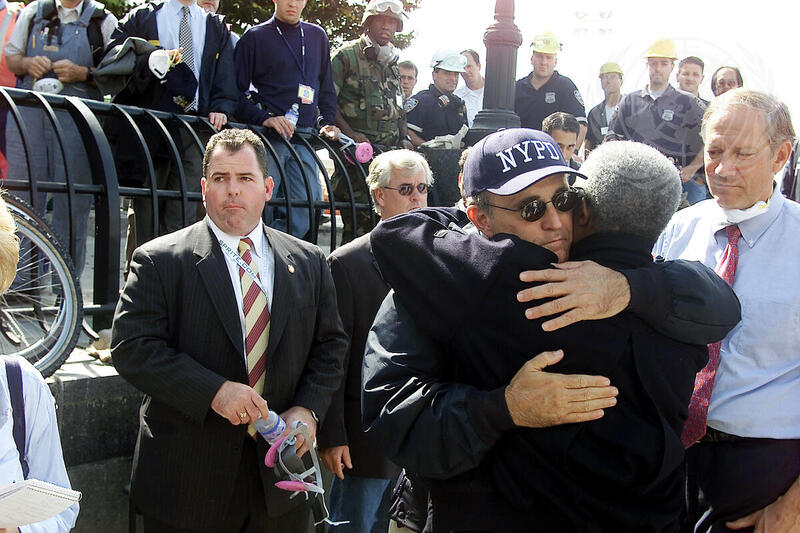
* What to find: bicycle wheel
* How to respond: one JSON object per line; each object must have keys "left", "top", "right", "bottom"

{"left": 0, "top": 194, "right": 83, "bottom": 377}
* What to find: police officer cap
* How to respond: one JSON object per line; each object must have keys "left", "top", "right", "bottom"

{"left": 599, "top": 62, "right": 623, "bottom": 76}
{"left": 430, "top": 49, "right": 467, "bottom": 72}
{"left": 362, "top": 0, "right": 405, "bottom": 32}
{"left": 531, "top": 31, "right": 561, "bottom": 54}
{"left": 463, "top": 128, "right": 587, "bottom": 197}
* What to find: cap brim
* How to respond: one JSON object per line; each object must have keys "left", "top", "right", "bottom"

{"left": 486, "top": 165, "right": 588, "bottom": 196}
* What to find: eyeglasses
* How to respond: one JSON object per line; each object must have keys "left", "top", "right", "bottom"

{"left": 383, "top": 183, "right": 431, "bottom": 196}
{"left": 485, "top": 188, "right": 582, "bottom": 222}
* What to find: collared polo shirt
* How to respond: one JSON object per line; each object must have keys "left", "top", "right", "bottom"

{"left": 609, "top": 84, "right": 705, "bottom": 167}
{"left": 514, "top": 70, "right": 586, "bottom": 131}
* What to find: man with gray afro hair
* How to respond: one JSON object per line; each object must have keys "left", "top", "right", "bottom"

{"left": 579, "top": 140, "right": 681, "bottom": 242}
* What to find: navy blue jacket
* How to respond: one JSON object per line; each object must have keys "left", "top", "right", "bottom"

{"left": 364, "top": 207, "right": 741, "bottom": 532}
{"left": 234, "top": 17, "right": 336, "bottom": 127}
{"left": 107, "top": 2, "right": 238, "bottom": 117}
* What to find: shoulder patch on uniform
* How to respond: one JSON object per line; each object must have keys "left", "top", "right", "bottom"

{"left": 574, "top": 89, "right": 584, "bottom": 107}
{"left": 404, "top": 97, "right": 419, "bottom": 113}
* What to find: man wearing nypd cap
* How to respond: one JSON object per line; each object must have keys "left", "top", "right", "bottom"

{"left": 585, "top": 62, "right": 623, "bottom": 154}
{"left": 609, "top": 38, "right": 707, "bottom": 206}
{"left": 404, "top": 49, "right": 467, "bottom": 147}
{"left": 362, "top": 129, "right": 741, "bottom": 531}
{"left": 514, "top": 31, "right": 587, "bottom": 148}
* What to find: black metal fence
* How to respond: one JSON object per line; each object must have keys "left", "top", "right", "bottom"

{"left": 0, "top": 87, "right": 379, "bottom": 329}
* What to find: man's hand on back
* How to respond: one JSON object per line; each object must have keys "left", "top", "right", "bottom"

{"left": 517, "top": 260, "right": 631, "bottom": 331}
{"left": 504, "top": 350, "right": 618, "bottom": 427}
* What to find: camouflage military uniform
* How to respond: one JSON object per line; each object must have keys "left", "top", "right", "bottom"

{"left": 331, "top": 35, "right": 404, "bottom": 243}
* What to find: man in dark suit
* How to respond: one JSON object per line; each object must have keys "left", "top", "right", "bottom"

{"left": 112, "top": 128, "right": 347, "bottom": 532}
{"left": 318, "top": 149, "right": 433, "bottom": 533}
{"left": 107, "top": 0, "right": 239, "bottom": 246}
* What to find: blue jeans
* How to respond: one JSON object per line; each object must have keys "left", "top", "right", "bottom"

{"left": 682, "top": 179, "right": 708, "bottom": 205}
{"left": 267, "top": 128, "right": 321, "bottom": 239}
{"left": 328, "top": 475, "right": 393, "bottom": 533}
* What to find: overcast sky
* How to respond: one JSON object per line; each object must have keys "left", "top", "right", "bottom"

{"left": 399, "top": 0, "right": 800, "bottom": 131}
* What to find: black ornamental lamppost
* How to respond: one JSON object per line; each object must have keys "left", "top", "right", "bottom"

{"left": 465, "top": 0, "right": 523, "bottom": 145}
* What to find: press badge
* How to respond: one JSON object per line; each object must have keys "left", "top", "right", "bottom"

{"left": 298, "top": 84, "right": 315, "bottom": 104}
{"left": 43, "top": 44, "right": 59, "bottom": 52}
{"left": 601, "top": 126, "right": 609, "bottom": 135}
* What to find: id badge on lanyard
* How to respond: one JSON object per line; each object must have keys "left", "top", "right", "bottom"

{"left": 274, "top": 19, "right": 314, "bottom": 105}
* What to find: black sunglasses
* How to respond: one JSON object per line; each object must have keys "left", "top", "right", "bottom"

{"left": 486, "top": 188, "right": 582, "bottom": 222}
{"left": 383, "top": 183, "right": 431, "bottom": 196}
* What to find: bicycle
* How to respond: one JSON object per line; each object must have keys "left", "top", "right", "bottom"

{"left": 0, "top": 193, "right": 83, "bottom": 377}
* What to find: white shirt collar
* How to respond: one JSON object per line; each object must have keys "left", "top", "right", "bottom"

{"left": 167, "top": 0, "right": 201, "bottom": 18}
{"left": 205, "top": 217, "right": 267, "bottom": 259}
{"left": 57, "top": 0, "right": 84, "bottom": 15}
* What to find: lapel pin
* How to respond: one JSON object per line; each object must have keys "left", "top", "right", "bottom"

{"left": 288, "top": 264, "right": 295, "bottom": 274}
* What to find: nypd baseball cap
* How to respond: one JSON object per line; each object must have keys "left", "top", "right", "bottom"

{"left": 463, "top": 128, "right": 587, "bottom": 197}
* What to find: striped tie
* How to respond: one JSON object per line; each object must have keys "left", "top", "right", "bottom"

{"left": 238, "top": 238, "right": 270, "bottom": 435}
{"left": 681, "top": 225, "right": 742, "bottom": 448}
{"left": 178, "top": 6, "right": 196, "bottom": 110}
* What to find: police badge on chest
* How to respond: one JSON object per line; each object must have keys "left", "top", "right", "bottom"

{"left": 545, "top": 92, "right": 556, "bottom": 104}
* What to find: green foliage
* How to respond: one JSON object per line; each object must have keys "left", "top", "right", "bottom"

{"left": 105, "top": 0, "right": 422, "bottom": 50}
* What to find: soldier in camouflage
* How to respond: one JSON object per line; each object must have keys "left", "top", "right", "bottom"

{"left": 331, "top": 0, "right": 409, "bottom": 243}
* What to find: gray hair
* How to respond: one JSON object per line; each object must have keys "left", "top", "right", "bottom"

{"left": 580, "top": 141, "right": 680, "bottom": 242}
{"left": 366, "top": 149, "right": 433, "bottom": 215}
{"left": 702, "top": 88, "right": 795, "bottom": 150}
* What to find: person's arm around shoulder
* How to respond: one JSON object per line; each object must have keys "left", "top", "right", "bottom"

{"left": 362, "top": 294, "right": 617, "bottom": 479}
{"left": 17, "top": 358, "right": 77, "bottom": 533}
{"left": 517, "top": 258, "right": 742, "bottom": 345}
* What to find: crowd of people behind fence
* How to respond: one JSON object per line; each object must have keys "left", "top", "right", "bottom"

{"left": 0, "top": 0, "right": 799, "bottom": 531}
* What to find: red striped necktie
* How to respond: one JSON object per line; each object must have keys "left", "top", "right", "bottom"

{"left": 681, "top": 224, "right": 742, "bottom": 448}
{"left": 238, "top": 238, "right": 270, "bottom": 435}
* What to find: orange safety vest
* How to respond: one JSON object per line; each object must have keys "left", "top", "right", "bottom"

{"left": 0, "top": 2, "right": 22, "bottom": 88}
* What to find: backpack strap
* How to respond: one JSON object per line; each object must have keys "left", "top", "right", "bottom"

{"left": 4, "top": 358, "right": 29, "bottom": 479}
{"left": 82, "top": 0, "right": 108, "bottom": 66}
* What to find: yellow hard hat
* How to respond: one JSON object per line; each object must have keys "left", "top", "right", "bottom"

{"left": 599, "top": 62, "right": 623, "bottom": 76}
{"left": 531, "top": 31, "right": 561, "bottom": 54}
{"left": 645, "top": 38, "right": 678, "bottom": 60}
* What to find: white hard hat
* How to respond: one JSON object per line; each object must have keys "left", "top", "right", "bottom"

{"left": 430, "top": 49, "right": 467, "bottom": 73}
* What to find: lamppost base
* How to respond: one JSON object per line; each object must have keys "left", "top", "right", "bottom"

{"left": 465, "top": 108, "right": 521, "bottom": 146}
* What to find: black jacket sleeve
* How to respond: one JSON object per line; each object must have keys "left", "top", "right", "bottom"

{"left": 205, "top": 16, "right": 238, "bottom": 117}
{"left": 622, "top": 259, "right": 741, "bottom": 345}
{"left": 362, "top": 293, "right": 515, "bottom": 479}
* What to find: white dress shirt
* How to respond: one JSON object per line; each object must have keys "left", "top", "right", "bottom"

{"left": 156, "top": 0, "right": 207, "bottom": 103}
{"left": 455, "top": 84, "right": 484, "bottom": 127}
{"left": 0, "top": 356, "right": 78, "bottom": 533}
{"left": 206, "top": 217, "right": 275, "bottom": 358}
{"left": 654, "top": 185, "right": 800, "bottom": 438}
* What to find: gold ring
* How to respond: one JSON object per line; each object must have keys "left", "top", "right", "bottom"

{"left": 239, "top": 412, "right": 247, "bottom": 419}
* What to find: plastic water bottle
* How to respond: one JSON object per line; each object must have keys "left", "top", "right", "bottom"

{"left": 253, "top": 410, "right": 286, "bottom": 445}
{"left": 284, "top": 103, "right": 300, "bottom": 128}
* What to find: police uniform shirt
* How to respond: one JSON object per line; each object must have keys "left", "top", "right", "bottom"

{"left": 514, "top": 70, "right": 586, "bottom": 131}
{"left": 404, "top": 84, "right": 468, "bottom": 141}
{"left": 609, "top": 84, "right": 705, "bottom": 167}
